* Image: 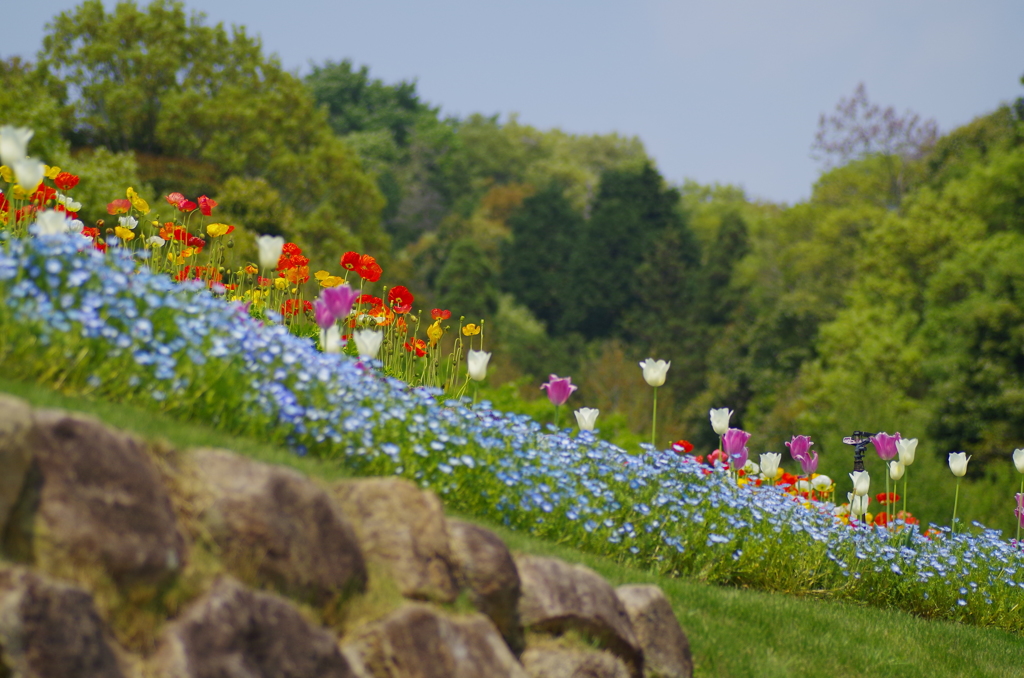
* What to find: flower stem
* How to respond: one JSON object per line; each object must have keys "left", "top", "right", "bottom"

{"left": 952, "top": 478, "right": 961, "bottom": 534}
{"left": 885, "top": 474, "right": 890, "bottom": 523}
{"left": 651, "top": 387, "right": 658, "bottom": 448}
{"left": 554, "top": 404, "right": 560, "bottom": 430}
{"left": 902, "top": 472, "right": 908, "bottom": 518}
{"left": 1017, "top": 477, "right": 1023, "bottom": 544}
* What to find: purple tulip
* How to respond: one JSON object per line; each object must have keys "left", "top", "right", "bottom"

{"left": 322, "top": 284, "right": 359, "bottom": 319}
{"left": 722, "top": 428, "right": 751, "bottom": 469}
{"left": 314, "top": 284, "right": 359, "bottom": 330}
{"left": 870, "top": 432, "right": 901, "bottom": 461}
{"left": 786, "top": 435, "right": 818, "bottom": 475}
{"left": 541, "top": 374, "right": 578, "bottom": 406}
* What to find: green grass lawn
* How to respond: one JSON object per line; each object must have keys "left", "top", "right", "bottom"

{"left": 2, "top": 375, "right": 1022, "bottom": 678}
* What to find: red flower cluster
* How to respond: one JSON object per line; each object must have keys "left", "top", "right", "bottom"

{"left": 106, "top": 199, "right": 131, "bottom": 215}
{"left": 388, "top": 285, "right": 414, "bottom": 314}
{"left": 404, "top": 338, "right": 427, "bottom": 357}
{"left": 671, "top": 440, "right": 694, "bottom": 455}
{"left": 277, "top": 243, "right": 310, "bottom": 285}
{"left": 280, "top": 298, "right": 313, "bottom": 317}
{"left": 162, "top": 225, "right": 206, "bottom": 251}
{"left": 165, "top": 192, "right": 197, "bottom": 212}
{"left": 54, "top": 172, "right": 80, "bottom": 191}
{"left": 30, "top": 184, "right": 57, "bottom": 206}
{"left": 173, "top": 265, "right": 223, "bottom": 286}
{"left": 340, "top": 251, "right": 382, "bottom": 282}
{"left": 431, "top": 308, "right": 451, "bottom": 320}
{"left": 875, "top": 492, "right": 901, "bottom": 504}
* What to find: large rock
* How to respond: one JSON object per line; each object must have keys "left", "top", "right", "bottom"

{"left": 0, "top": 395, "right": 34, "bottom": 534}
{"left": 191, "top": 448, "right": 366, "bottom": 603}
{"left": 615, "top": 585, "right": 693, "bottom": 678}
{"left": 515, "top": 555, "right": 642, "bottom": 678}
{"left": 521, "top": 646, "right": 631, "bottom": 678}
{"left": 151, "top": 576, "right": 353, "bottom": 678}
{"left": 446, "top": 518, "right": 523, "bottom": 653}
{"left": 0, "top": 566, "right": 127, "bottom": 678}
{"left": 331, "top": 478, "right": 458, "bottom": 603}
{"left": 1, "top": 407, "right": 186, "bottom": 584}
{"left": 341, "top": 603, "right": 529, "bottom": 678}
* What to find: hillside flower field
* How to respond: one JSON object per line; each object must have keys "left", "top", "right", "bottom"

{"left": 0, "top": 228, "right": 1022, "bottom": 632}
{"left": 0, "top": 132, "right": 1023, "bottom": 635}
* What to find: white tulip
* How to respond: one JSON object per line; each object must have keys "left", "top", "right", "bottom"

{"left": 467, "top": 349, "right": 491, "bottom": 382}
{"left": 1013, "top": 448, "right": 1024, "bottom": 474}
{"left": 354, "top": 329, "right": 383, "bottom": 359}
{"left": 849, "top": 470, "right": 870, "bottom": 496}
{"left": 888, "top": 460, "right": 905, "bottom": 481}
{"left": 0, "top": 125, "right": 33, "bottom": 164}
{"left": 847, "top": 492, "right": 869, "bottom": 517}
{"left": 639, "top": 358, "right": 670, "bottom": 387}
{"left": 256, "top": 235, "right": 285, "bottom": 270}
{"left": 320, "top": 325, "right": 343, "bottom": 353}
{"left": 574, "top": 407, "right": 599, "bottom": 431}
{"left": 759, "top": 452, "right": 781, "bottom": 479}
{"left": 810, "top": 475, "right": 832, "bottom": 492}
{"left": 12, "top": 157, "right": 44, "bottom": 190}
{"left": 948, "top": 452, "right": 971, "bottom": 477}
{"left": 709, "top": 408, "right": 733, "bottom": 436}
{"left": 896, "top": 438, "right": 918, "bottom": 466}
{"left": 34, "top": 210, "right": 72, "bottom": 236}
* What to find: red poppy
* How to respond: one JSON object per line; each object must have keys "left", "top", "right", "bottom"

{"left": 875, "top": 492, "right": 901, "bottom": 504}
{"left": 896, "top": 510, "right": 919, "bottom": 526}
{"left": 355, "top": 254, "right": 382, "bottom": 282}
{"left": 358, "top": 294, "right": 383, "bottom": 306}
{"left": 257, "top": 277, "right": 273, "bottom": 287}
{"left": 873, "top": 512, "right": 890, "bottom": 527}
{"left": 0, "top": 192, "right": 8, "bottom": 212}
{"left": 198, "top": 195, "right": 217, "bottom": 216}
{"left": 367, "top": 304, "right": 393, "bottom": 326}
{"left": 707, "top": 449, "right": 728, "bottom": 466}
{"left": 177, "top": 198, "right": 197, "bottom": 212}
{"left": 31, "top": 185, "right": 57, "bottom": 205}
{"left": 81, "top": 226, "right": 99, "bottom": 239}
{"left": 54, "top": 172, "right": 79, "bottom": 191}
{"left": 396, "top": 317, "right": 408, "bottom": 334}
{"left": 388, "top": 285, "right": 414, "bottom": 314}
{"left": 282, "top": 242, "right": 303, "bottom": 256}
{"left": 280, "top": 265, "right": 310, "bottom": 285}
{"left": 340, "top": 251, "right": 361, "bottom": 271}
{"left": 280, "top": 298, "right": 313, "bottom": 316}
{"left": 671, "top": 440, "right": 694, "bottom": 455}
{"left": 106, "top": 199, "right": 131, "bottom": 215}
{"left": 165, "top": 192, "right": 186, "bottom": 205}
{"left": 94, "top": 241, "right": 107, "bottom": 253}
{"left": 431, "top": 308, "right": 451, "bottom": 320}
{"left": 404, "top": 338, "right": 427, "bottom": 357}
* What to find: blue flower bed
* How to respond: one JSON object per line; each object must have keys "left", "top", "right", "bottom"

{"left": 0, "top": 232, "right": 1021, "bottom": 631}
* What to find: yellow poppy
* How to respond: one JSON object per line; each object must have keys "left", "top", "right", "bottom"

{"left": 127, "top": 186, "right": 150, "bottom": 214}
{"left": 427, "top": 319, "right": 444, "bottom": 346}
{"left": 206, "top": 222, "right": 233, "bottom": 238}
{"left": 44, "top": 165, "right": 61, "bottom": 179}
{"left": 0, "top": 166, "right": 12, "bottom": 182}
{"left": 274, "top": 278, "right": 288, "bottom": 290}
{"left": 114, "top": 226, "right": 136, "bottom": 242}
{"left": 10, "top": 185, "right": 28, "bottom": 200}
{"left": 462, "top": 323, "right": 480, "bottom": 336}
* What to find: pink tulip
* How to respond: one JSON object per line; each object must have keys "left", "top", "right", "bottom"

{"left": 1016, "top": 493, "right": 1024, "bottom": 528}
{"left": 786, "top": 435, "right": 818, "bottom": 474}
{"left": 540, "top": 374, "right": 577, "bottom": 406}
{"left": 870, "top": 432, "right": 901, "bottom": 461}
{"left": 314, "top": 284, "right": 359, "bottom": 330}
{"left": 722, "top": 428, "right": 751, "bottom": 469}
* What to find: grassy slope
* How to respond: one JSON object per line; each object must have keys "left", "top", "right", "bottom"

{"left": 2, "top": 376, "right": 1021, "bottom": 678}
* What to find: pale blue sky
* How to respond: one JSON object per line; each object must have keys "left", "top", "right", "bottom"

{"left": 7, "top": 1, "right": 1024, "bottom": 204}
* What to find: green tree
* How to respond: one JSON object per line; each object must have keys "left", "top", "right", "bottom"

{"left": 500, "top": 183, "right": 583, "bottom": 332}
{"left": 0, "top": 57, "right": 70, "bottom": 165}
{"left": 561, "top": 163, "right": 685, "bottom": 339}
{"left": 435, "top": 238, "right": 499, "bottom": 322}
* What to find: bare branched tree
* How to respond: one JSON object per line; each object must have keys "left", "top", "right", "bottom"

{"left": 812, "top": 83, "right": 939, "bottom": 205}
